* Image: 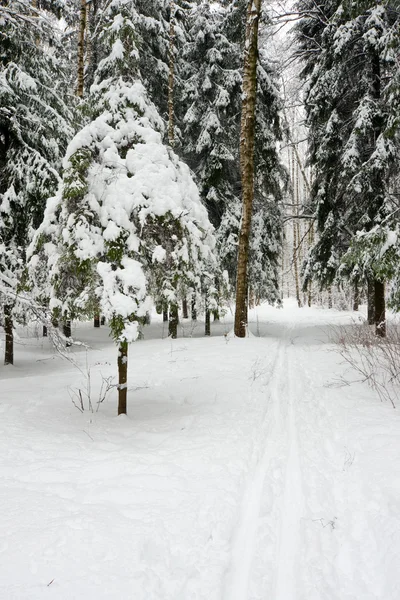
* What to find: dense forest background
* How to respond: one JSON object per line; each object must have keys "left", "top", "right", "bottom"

{"left": 1, "top": 0, "right": 399, "bottom": 364}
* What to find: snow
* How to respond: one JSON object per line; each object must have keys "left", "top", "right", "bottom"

{"left": 1, "top": 301, "right": 400, "bottom": 599}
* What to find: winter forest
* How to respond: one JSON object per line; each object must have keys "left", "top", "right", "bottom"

{"left": 1, "top": 0, "right": 400, "bottom": 598}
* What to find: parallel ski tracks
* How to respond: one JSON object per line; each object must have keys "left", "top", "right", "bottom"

{"left": 223, "top": 324, "right": 306, "bottom": 600}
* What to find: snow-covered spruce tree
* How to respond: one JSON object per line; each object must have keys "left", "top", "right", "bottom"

{"left": 296, "top": 0, "right": 399, "bottom": 335}
{"left": 0, "top": 0, "right": 74, "bottom": 364}
{"left": 181, "top": 0, "right": 283, "bottom": 308}
{"left": 340, "top": 6, "right": 400, "bottom": 313}
{"left": 36, "top": 0, "right": 215, "bottom": 414}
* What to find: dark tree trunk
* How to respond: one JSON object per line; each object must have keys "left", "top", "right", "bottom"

{"left": 191, "top": 295, "right": 197, "bottom": 321}
{"left": 367, "top": 278, "right": 375, "bottom": 324}
{"left": 117, "top": 341, "right": 128, "bottom": 415}
{"left": 42, "top": 325, "right": 48, "bottom": 337}
{"left": 168, "top": 304, "right": 178, "bottom": 338}
{"left": 63, "top": 320, "right": 72, "bottom": 346}
{"left": 234, "top": 0, "right": 262, "bottom": 337}
{"left": 94, "top": 314, "right": 100, "bottom": 328}
{"left": 4, "top": 304, "right": 13, "bottom": 365}
{"left": 101, "top": 316, "right": 106, "bottom": 325}
{"left": 353, "top": 280, "right": 360, "bottom": 312}
{"left": 163, "top": 305, "right": 168, "bottom": 322}
{"left": 76, "top": 0, "right": 87, "bottom": 97}
{"left": 205, "top": 309, "right": 211, "bottom": 337}
{"left": 328, "top": 287, "right": 333, "bottom": 309}
{"left": 374, "top": 279, "right": 386, "bottom": 337}
{"left": 182, "top": 298, "right": 188, "bottom": 319}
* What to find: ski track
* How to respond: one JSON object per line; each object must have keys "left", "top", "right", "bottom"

{"left": 225, "top": 323, "right": 307, "bottom": 600}
{"left": 274, "top": 339, "right": 305, "bottom": 600}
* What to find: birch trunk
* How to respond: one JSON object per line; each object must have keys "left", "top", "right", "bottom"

{"left": 117, "top": 342, "right": 128, "bottom": 415}
{"left": 4, "top": 304, "right": 13, "bottom": 365}
{"left": 168, "top": 0, "right": 175, "bottom": 148}
{"left": 234, "top": 0, "right": 262, "bottom": 338}
{"left": 77, "top": 0, "right": 87, "bottom": 98}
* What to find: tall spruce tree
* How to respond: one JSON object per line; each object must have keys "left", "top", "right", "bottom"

{"left": 0, "top": 0, "right": 74, "bottom": 364}
{"left": 181, "top": 0, "right": 283, "bottom": 307}
{"left": 296, "top": 0, "right": 399, "bottom": 334}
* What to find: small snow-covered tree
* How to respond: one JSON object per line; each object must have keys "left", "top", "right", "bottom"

{"left": 32, "top": 0, "right": 215, "bottom": 414}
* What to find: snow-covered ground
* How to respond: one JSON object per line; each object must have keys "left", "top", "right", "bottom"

{"left": 1, "top": 300, "right": 399, "bottom": 599}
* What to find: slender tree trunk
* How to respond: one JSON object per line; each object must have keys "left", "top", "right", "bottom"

{"left": 191, "top": 295, "right": 197, "bottom": 321}
{"left": 234, "top": 0, "right": 262, "bottom": 338}
{"left": 101, "top": 316, "right": 106, "bottom": 325}
{"left": 168, "top": 0, "right": 175, "bottom": 148}
{"left": 169, "top": 303, "right": 178, "bottom": 338}
{"left": 307, "top": 222, "right": 314, "bottom": 307}
{"left": 205, "top": 308, "right": 211, "bottom": 337}
{"left": 367, "top": 277, "right": 375, "bottom": 324}
{"left": 77, "top": 0, "right": 87, "bottom": 98}
{"left": 63, "top": 320, "right": 72, "bottom": 346}
{"left": 374, "top": 280, "right": 386, "bottom": 337}
{"left": 328, "top": 287, "right": 332, "bottom": 309}
{"left": 182, "top": 298, "right": 188, "bottom": 319}
{"left": 353, "top": 279, "right": 360, "bottom": 312}
{"left": 4, "top": 304, "right": 13, "bottom": 365}
{"left": 163, "top": 304, "right": 168, "bottom": 322}
{"left": 117, "top": 341, "right": 128, "bottom": 415}
{"left": 94, "top": 314, "right": 100, "bottom": 327}
{"left": 293, "top": 151, "right": 302, "bottom": 308}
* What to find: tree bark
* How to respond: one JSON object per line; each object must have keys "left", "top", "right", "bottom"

{"left": 168, "top": 0, "right": 175, "bottom": 148}
{"left": 374, "top": 279, "right": 386, "bottom": 337}
{"left": 168, "top": 303, "right": 178, "bottom": 338}
{"left": 182, "top": 298, "right": 188, "bottom": 319}
{"left": 191, "top": 295, "right": 197, "bottom": 321}
{"left": 234, "top": 0, "right": 262, "bottom": 338}
{"left": 4, "top": 304, "right": 13, "bottom": 365}
{"left": 94, "top": 314, "right": 100, "bottom": 327}
{"left": 293, "top": 151, "right": 302, "bottom": 308}
{"left": 205, "top": 309, "right": 211, "bottom": 336}
{"left": 367, "top": 277, "right": 375, "bottom": 324}
{"left": 163, "top": 304, "right": 168, "bottom": 322}
{"left": 328, "top": 287, "right": 332, "bottom": 309}
{"left": 117, "top": 341, "right": 128, "bottom": 415}
{"left": 76, "top": 0, "right": 87, "bottom": 98}
{"left": 63, "top": 320, "right": 72, "bottom": 346}
{"left": 353, "top": 279, "right": 360, "bottom": 312}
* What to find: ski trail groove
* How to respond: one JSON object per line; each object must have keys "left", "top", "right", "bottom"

{"left": 274, "top": 342, "right": 305, "bottom": 600}
{"left": 224, "top": 336, "right": 287, "bottom": 600}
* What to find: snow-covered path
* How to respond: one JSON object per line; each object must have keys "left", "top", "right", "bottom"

{"left": 1, "top": 303, "right": 400, "bottom": 599}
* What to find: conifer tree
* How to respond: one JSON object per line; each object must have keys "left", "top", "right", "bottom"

{"left": 32, "top": 0, "right": 215, "bottom": 413}
{"left": 0, "top": 0, "right": 74, "bottom": 364}
{"left": 181, "top": 0, "right": 283, "bottom": 309}
{"left": 296, "top": 0, "right": 399, "bottom": 335}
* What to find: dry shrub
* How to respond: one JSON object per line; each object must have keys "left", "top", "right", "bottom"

{"left": 332, "top": 319, "right": 400, "bottom": 408}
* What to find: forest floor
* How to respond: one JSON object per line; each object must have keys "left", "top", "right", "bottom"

{"left": 0, "top": 300, "right": 399, "bottom": 599}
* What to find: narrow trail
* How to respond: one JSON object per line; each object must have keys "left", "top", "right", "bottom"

{"left": 223, "top": 337, "right": 286, "bottom": 600}
{"left": 224, "top": 323, "right": 307, "bottom": 600}
{"left": 274, "top": 342, "right": 305, "bottom": 600}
